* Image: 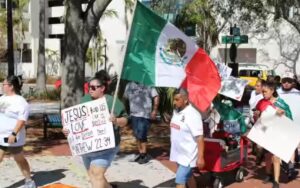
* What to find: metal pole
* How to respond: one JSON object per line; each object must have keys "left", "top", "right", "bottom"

{"left": 224, "top": 42, "right": 227, "bottom": 65}
{"left": 104, "top": 39, "right": 107, "bottom": 72}
{"left": 7, "top": 0, "right": 14, "bottom": 76}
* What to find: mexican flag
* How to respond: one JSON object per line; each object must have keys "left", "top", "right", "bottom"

{"left": 121, "top": 1, "right": 221, "bottom": 111}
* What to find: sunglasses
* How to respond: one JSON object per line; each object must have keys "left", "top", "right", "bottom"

{"left": 89, "top": 85, "right": 102, "bottom": 91}
{"left": 282, "top": 80, "right": 293, "bottom": 84}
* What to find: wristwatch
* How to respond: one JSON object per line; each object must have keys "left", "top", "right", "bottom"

{"left": 11, "top": 132, "right": 17, "bottom": 136}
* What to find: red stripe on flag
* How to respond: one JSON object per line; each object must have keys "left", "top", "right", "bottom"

{"left": 181, "top": 48, "right": 221, "bottom": 112}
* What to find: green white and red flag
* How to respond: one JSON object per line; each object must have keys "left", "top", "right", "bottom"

{"left": 121, "top": 1, "right": 221, "bottom": 111}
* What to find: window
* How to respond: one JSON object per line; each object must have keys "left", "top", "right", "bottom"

{"left": 239, "top": 70, "right": 262, "bottom": 77}
{"left": 48, "top": 17, "right": 63, "bottom": 24}
{"left": 48, "top": 0, "right": 64, "bottom": 7}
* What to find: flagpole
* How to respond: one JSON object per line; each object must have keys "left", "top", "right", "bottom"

{"left": 110, "top": 0, "right": 138, "bottom": 115}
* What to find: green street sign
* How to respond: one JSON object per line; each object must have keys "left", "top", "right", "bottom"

{"left": 222, "top": 36, "right": 234, "bottom": 43}
{"left": 222, "top": 35, "right": 248, "bottom": 44}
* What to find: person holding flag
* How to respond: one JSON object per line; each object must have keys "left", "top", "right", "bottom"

{"left": 255, "top": 81, "right": 293, "bottom": 188}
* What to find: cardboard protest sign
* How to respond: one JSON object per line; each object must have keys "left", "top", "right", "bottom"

{"left": 215, "top": 62, "right": 232, "bottom": 80}
{"left": 62, "top": 97, "right": 115, "bottom": 156}
{"left": 247, "top": 106, "right": 300, "bottom": 163}
{"left": 219, "top": 76, "right": 248, "bottom": 101}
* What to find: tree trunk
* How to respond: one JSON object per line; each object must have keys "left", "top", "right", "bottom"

{"left": 36, "top": 0, "right": 46, "bottom": 93}
{"left": 61, "top": 0, "right": 112, "bottom": 108}
{"left": 61, "top": 9, "right": 86, "bottom": 108}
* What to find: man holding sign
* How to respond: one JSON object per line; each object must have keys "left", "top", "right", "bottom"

{"left": 63, "top": 77, "right": 128, "bottom": 188}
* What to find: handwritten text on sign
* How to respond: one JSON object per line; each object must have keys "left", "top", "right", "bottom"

{"left": 62, "top": 97, "right": 115, "bottom": 156}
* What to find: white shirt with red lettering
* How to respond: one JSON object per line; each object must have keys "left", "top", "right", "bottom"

{"left": 170, "top": 104, "right": 203, "bottom": 167}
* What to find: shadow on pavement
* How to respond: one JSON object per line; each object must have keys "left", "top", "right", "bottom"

{"left": 5, "top": 169, "right": 67, "bottom": 188}
{"left": 152, "top": 178, "right": 176, "bottom": 188}
{"left": 25, "top": 117, "right": 68, "bottom": 155}
{"left": 33, "top": 169, "right": 67, "bottom": 186}
{"left": 110, "top": 180, "right": 148, "bottom": 188}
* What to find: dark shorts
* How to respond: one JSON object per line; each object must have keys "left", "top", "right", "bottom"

{"left": 0, "top": 145, "right": 23, "bottom": 154}
{"left": 131, "top": 116, "right": 151, "bottom": 142}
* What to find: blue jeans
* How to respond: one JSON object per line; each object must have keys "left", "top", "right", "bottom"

{"left": 82, "top": 146, "right": 119, "bottom": 169}
{"left": 131, "top": 116, "right": 151, "bottom": 142}
{"left": 175, "top": 164, "right": 193, "bottom": 185}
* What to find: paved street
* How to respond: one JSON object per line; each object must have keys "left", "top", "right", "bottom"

{"left": 0, "top": 155, "right": 175, "bottom": 188}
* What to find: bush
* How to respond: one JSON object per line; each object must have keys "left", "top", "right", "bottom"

{"left": 24, "top": 75, "right": 60, "bottom": 84}
{"left": 24, "top": 88, "right": 60, "bottom": 101}
{"left": 0, "top": 70, "right": 6, "bottom": 82}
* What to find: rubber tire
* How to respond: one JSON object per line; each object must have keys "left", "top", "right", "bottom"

{"left": 213, "top": 178, "right": 224, "bottom": 188}
{"left": 236, "top": 168, "right": 244, "bottom": 182}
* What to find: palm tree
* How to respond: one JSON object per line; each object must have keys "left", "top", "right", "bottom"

{"left": 175, "top": 0, "right": 218, "bottom": 54}
{"left": 36, "top": 0, "right": 46, "bottom": 93}
{"left": 0, "top": 0, "right": 29, "bottom": 75}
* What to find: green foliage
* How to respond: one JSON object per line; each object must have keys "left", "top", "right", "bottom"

{"left": 157, "top": 87, "right": 175, "bottom": 122}
{"left": 0, "top": 69, "right": 6, "bottom": 82}
{"left": 24, "top": 88, "right": 61, "bottom": 101}
{"left": 124, "top": 0, "right": 135, "bottom": 12}
{"left": 176, "top": 0, "right": 218, "bottom": 52}
{"left": 0, "top": 0, "right": 30, "bottom": 49}
{"left": 103, "top": 9, "right": 118, "bottom": 18}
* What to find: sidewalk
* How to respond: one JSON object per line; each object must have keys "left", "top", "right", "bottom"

{"left": 3, "top": 114, "right": 300, "bottom": 188}
{"left": 0, "top": 155, "right": 175, "bottom": 188}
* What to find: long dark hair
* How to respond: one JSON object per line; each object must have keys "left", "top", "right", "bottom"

{"left": 6, "top": 75, "right": 23, "bottom": 95}
{"left": 262, "top": 81, "right": 278, "bottom": 98}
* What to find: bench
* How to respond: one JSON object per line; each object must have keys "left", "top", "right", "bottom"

{"left": 43, "top": 113, "right": 62, "bottom": 139}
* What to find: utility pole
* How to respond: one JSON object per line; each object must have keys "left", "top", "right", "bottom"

{"left": 7, "top": 0, "right": 14, "bottom": 76}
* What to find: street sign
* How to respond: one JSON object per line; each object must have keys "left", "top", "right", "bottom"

{"left": 230, "top": 26, "right": 240, "bottom": 36}
{"left": 221, "top": 35, "right": 248, "bottom": 44}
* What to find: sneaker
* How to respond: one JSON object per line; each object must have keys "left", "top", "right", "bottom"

{"left": 272, "top": 182, "right": 280, "bottom": 188}
{"left": 134, "top": 154, "right": 142, "bottom": 162}
{"left": 263, "top": 175, "right": 274, "bottom": 184}
{"left": 288, "top": 169, "right": 298, "bottom": 180}
{"left": 138, "top": 154, "right": 151, "bottom": 164}
{"left": 24, "top": 179, "right": 36, "bottom": 188}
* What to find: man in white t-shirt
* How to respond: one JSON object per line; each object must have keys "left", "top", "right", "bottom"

{"left": 170, "top": 89, "right": 205, "bottom": 188}
{"left": 277, "top": 76, "right": 300, "bottom": 125}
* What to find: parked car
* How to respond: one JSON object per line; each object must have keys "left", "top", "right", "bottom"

{"left": 238, "top": 63, "right": 275, "bottom": 87}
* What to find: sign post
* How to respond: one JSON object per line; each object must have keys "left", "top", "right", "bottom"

{"left": 221, "top": 25, "right": 248, "bottom": 77}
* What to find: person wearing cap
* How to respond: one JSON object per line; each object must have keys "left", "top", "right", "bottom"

{"left": 277, "top": 73, "right": 300, "bottom": 179}
{"left": 277, "top": 74, "right": 300, "bottom": 125}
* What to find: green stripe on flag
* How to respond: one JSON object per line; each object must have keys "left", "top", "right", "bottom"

{"left": 121, "top": 2, "right": 167, "bottom": 86}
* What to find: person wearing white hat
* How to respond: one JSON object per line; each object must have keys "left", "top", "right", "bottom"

{"left": 277, "top": 73, "right": 300, "bottom": 180}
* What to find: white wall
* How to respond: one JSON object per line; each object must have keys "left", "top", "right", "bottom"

{"left": 97, "top": 0, "right": 132, "bottom": 76}
{"left": 24, "top": 0, "right": 132, "bottom": 79}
